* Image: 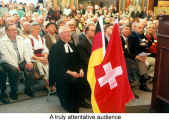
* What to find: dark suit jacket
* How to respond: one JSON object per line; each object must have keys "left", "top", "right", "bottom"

{"left": 79, "top": 9, "right": 85, "bottom": 15}
{"left": 128, "top": 32, "right": 148, "bottom": 59}
{"left": 131, "top": 11, "right": 140, "bottom": 18}
{"left": 77, "top": 33, "right": 92, "bottom": 74}
{"left": 120, "top": 35, "right": 128, "bottom": 57}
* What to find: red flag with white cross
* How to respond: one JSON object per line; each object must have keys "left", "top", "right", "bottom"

{"left": 94, "top": 23, "right": 134, "bottom": 113}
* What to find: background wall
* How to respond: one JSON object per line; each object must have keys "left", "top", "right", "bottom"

{"left": 79, "top": 0, "right": 117, "bottom": 7}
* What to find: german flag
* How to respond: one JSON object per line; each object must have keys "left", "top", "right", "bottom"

{"left": 87, "top": 17, "right": 105, "bottom": 113}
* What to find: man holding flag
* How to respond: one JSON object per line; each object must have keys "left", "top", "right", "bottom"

{"left": 87, "top": 17, "right": 134, "bottom": 113}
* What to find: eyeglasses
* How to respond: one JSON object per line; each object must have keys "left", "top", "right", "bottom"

{"left": 32, "top": 28, "right": 41, "bottom": 31}
{"left": 89, "top": 29, "right": 96, "bottom": 32}
{"left": 8, "top": 29, "right": 17, "bottom": 31}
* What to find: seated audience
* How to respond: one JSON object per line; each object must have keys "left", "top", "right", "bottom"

{"left": 0, "top": 24, "right": 35, "bottom": 104}
{"left": 128, "top": 22, "right": 155, "bottom": 92}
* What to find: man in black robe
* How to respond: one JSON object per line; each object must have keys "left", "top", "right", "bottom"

{"left": 48, "top": 25, "right": 84, "bottom": 113}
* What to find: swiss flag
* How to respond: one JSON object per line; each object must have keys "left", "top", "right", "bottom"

{"left": 94, "top": 23, "right": 134, "bottom": 113}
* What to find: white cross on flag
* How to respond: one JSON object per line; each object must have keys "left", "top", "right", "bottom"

{"left": 98, "top": 62, "right": 123, "bottom": 90}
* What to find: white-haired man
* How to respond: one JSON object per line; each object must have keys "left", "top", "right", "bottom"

{"left": 0, "top": 24, "right": 35, "bottom": 103}
{"left": 66, "top": 19, "right": 80, "bottom": 46}
{"left": 49, "top": 25, "right": 85, "bottom": 113}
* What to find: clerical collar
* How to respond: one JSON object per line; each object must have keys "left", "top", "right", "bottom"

{"left": 64, "top": 43, "right": 74, "bottom": 53}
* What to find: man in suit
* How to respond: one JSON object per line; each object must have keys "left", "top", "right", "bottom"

{"left": 77, "top": 23, "right": 96, "bottom": 70}
{"left": 121, "top": 24, "right": 140, "bottom": 99}
{"left": 121, "top": 24, "right": 130, "bottom": 57}
{"left": 79, "top": 4, "right": 86, "bottom": 15}
{"left": 49, "top": 25, "right": 85, "bottom": 113}
{"left": 131, "top": 10, "right": 140, "bottom": 19}
{"left": 0, "top": 24, "right": 35, "bottom": 103}
{"left": 104, "top": 24, "right": 114, "bottom": 48}
{"left": 77, "top": 23, "right": 96, "bottom": 103}
{"left": 128, "top": 22, "right": 155, "bottom": 92}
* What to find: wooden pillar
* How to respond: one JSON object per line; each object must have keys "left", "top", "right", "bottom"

{"left": 132, "top": 0, "right": 135, "bottom": 6}
{"left": 71, "top": 0, "right": 79, "bottom": 9}
{"left": 53, "top": 0, "right": 58, "bottom": 9}
{"left": 77, "top": 0, "right": 79, "bottom": 8}
{"left": 51, "top": 0, "right": 78, "bottom": 9}
{"left": 62, "top": 0, "right": 67, "bottom": 8}
{"left": 142, "top": 0, "right": 145, "bottom": 10}
{"left": 70, "top": 0, "right": 74, "bottom": 9}
{"left": 117, "top": 0, "right": 120, "bottom": 11}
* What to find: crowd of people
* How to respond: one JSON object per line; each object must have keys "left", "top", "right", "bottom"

{"left": 0, "top": 1, "right": 159, "bottom": 113}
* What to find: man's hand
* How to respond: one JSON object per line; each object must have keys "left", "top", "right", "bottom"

{"left": 79, "top": 69, "right": 84, "bottom": 78}
{"left": 66, "top": 70, "right": 80, "bottom": 78}
{"left": 71, "top": 72, "right": 80, "bottom": 78}
{"left": 17, "top": 67, "right": 21, "bottom": 72}
{"left": 140, "top": 42, "right": 147, "bottom": 46}
{"left": 39, "top": 57, "right": 48, "bottom": 65}
{"left": 25, "top": 63, "right": 33, "bottom": 71}
{"left": 136, "top": 56, "right": 147, "bottom": 62}
{"left": 42, "top": 53, "right": 48, "bottom": 59}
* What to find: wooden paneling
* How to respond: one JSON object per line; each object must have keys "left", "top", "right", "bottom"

{"left": 50, "top": 0, "right": 78, "bottom": 9}
{"left": 158, "top": 0, "right": 169, "bottom": 7}
{"left": 151, "top": 15, "right": 169, "bottom": 112}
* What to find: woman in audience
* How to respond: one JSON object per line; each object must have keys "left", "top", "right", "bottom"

{"left": 145, "top": 24, "right": 158, "bottom": 56}
{"left": 26, "top": 22, "right": 50, "bottom": 91}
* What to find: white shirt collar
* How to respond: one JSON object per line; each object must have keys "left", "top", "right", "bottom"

{"left": 122, "top": 34, "right": 127, "bottom": 42}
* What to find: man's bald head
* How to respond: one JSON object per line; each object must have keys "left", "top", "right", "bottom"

{"left": 136, "top": 22, "right": 144, "bottom": 35}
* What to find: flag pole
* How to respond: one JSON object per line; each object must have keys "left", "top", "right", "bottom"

{"left": 98, "top": 16, "right": 106, "bottom": 56}
{"left": 114, "top": 18, "right": 119, "bottom": 24}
